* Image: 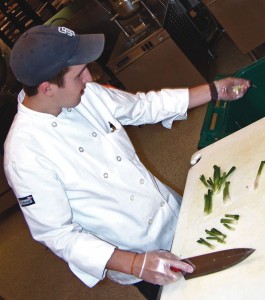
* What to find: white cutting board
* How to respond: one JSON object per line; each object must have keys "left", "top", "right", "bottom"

{"left": 161, "top": 117, "right": 265, "bottom": 300}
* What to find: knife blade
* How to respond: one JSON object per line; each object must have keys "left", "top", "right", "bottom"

{"left": 171, "top": 248, "right": 255, "bottom": 280}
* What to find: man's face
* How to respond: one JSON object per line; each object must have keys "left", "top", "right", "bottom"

{"left": 55, "top": 64, "right": 92, "bottom": 109}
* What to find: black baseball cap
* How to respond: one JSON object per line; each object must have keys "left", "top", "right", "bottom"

{"left": 10, "top": 25, "right": 105, "bottom": 86}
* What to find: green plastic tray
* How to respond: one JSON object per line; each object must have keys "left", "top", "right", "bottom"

{"left": 198, "top": 57, "right": 265, "bottom": 149}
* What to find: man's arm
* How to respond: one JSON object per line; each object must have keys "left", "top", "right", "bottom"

{"left": 106, "top": 248, "right": 140, "bottom": 275}
{"left": 188, "top": 83, "right": 211, "bottom": 109}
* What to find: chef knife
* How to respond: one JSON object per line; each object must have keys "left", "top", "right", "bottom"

{"left": 171, "top": 248, "right": 255, "bottom": 280}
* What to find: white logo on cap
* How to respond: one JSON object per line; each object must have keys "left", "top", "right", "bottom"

{"left": 58, "top": 27, "right": 75, "bottom": 37}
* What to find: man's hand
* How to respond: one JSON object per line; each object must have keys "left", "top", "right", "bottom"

{"left": 214, "top": 77, "right": 251, "bottom": 101}
{"left": 132, "top": 250, "right": 194, "bottom": 285}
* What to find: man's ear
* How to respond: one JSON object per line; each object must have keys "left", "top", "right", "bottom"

{"left": 38, "top": 82, "right": 54, "bottom": 96}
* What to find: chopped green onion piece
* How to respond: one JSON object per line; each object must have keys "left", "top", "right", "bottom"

{"left": 200, "top": 165, "right": 236, "bottom": 214}
{"left": 204, "top": 189, "right": 213, "bottom": 215}
{"left": 223, "top": 223, "right": 235, "bottom": 231}
{"left": 225, "top": 166, "right": 236, "bottom": 179}
{"left": 197, "top": 238, "right": 215, "bottom": 249}
{"left": 211, "top": 228, "right": 225, "bottom": 236}
{"left": 225, "top": 214, "right": 240, "bottom": 220}
{"left": 206, "top": 236, "right": 226, "bottom": 244}
{"left": 254, "top": 161, "right": 265, "bottom": 189}
{"left": 213, "top": 165, "right": 221, "bottom": 188}
{"left": 217, "top": 171, "right": 226, "bottom": 189}
{"left": 205, "top": 229, "right": 216, "bottom": 236}
{"left": 223, "top": 181, "right": 230, "bottom": 203}
{"left": 200, "top": 174, "right": 209, "bottom": 188}
{"left": 207, "top": 178, "right": 214, "bottom": 190}
{"left": 221, "top": 218, "right": 238, "bottom": 224}
{"left": 232, "top": 85, "right": 243, "bottom": 95}
{"left": 206, "top": 228, "right": 227, "bottom": 239}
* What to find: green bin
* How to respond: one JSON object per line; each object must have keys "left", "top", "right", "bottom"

{"left": 198, "top": 57, "right": 265, "bottom": 149}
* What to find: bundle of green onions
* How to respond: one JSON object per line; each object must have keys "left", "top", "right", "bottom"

{"left": 205, "top": 228, "right": 227, "bottom": 244}
{"left": 197, "top": 227, "right": 227, "bottom": 249}
{"left": 197, "top": 214, "right": 240, "bottom": 249}
{"left": 221, "top": 214, "right": 240, "bottom": 231}
{"left": 200, "top": 165, "right": 236, "bottom": 214}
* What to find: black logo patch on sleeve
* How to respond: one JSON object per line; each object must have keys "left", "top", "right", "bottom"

{"left": 18, "top": 195, "right": 35, "bottom": 207}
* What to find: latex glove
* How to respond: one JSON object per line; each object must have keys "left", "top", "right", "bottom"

{"left": 132, "top": 250, "right": 194, "bottom": 285}
{"left": 214, "top": 77, "right": 251, "bottom": 101}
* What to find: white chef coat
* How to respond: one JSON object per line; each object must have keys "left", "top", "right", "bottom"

{"left": 4, "top": 82, "right": 189, "bottom": 287}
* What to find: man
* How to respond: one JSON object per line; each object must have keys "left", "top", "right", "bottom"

{"left": 4, "top": 25, "right": 250, "bottom": 299}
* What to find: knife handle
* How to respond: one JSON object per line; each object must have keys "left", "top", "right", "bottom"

{"left": 170, "top": 266, "right": 181, "bottom": 273}
{"left": 170, "top": 258, "right": 195, "bottom": 273}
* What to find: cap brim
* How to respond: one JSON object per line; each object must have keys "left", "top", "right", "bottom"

{"left": 67, "top": 33, "right": 105, "bottom": 66}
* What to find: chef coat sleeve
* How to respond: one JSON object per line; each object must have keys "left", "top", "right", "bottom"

{"left": 4, "top": 159, "right": 116, "bottom": 287}
{"left": 87, "top": 83, "right": 189, "bottom": 129}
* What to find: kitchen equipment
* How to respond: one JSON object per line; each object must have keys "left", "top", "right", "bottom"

{"left": 163, "top": 0, "right": 213, "bottom": 78}
{"left": 172, "top": 248, "right": 255, "bottom": 279}
{"left": 106, "top": 27, "right": 205, "bottom": 92}
{"left": 94, "top": 0, "right": 161, "bottom": 41}
{"left": 106, "top": 0, "right": 141, "bottom": 19}
{"left": 106, "top": 0, "right": 213, "bottom": 93}
{"left": 160, "top": 117, "right": 265, "bottom": 299}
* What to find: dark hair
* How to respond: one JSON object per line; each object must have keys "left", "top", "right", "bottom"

{"left": 23, "top": 66, "right": 69, "bottom": 96}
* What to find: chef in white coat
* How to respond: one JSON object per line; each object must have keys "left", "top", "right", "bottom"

{"left": 4, "top": 25, "right": 250, "bottom": 299}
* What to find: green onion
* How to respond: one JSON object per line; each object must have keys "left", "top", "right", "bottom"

{"left": 223, "top": 181, "right": 230, "bottom": 203}
{"left": 232, "top": 85, "right": 243, "bottom": 95}
{"left": 200, "top": 165, "right": 236, "bottom": 215}
{"left": 207, "top": 178, "right": 215, "bottom": 190}
{"left": 218, "top": 167, "right": 236, "bottom": 189}
{"left": 210, "top": 228, "right": 227, "bottom": 238}
{"left": 225, "top": 214, "right": 240, "bottom": 220}
{"left": 200, "top": 174, "right": 209, "bottom": 188}
{"left": 213, "top": 165, "right": 221, "bottom": 190}
{"left": 205, "top": 228, "right": 226, "bottom": 238}
{"left": 205, "top": 228, "right": 227, "bottom": 244}
{"left": 223, "top": 223, "right": 235, "bottom": 231}
{"left": 206, "top": 236, "right": 226, "bottom": 244}
{"left": 225, "top": 166, "right": 236, "bottom": 179}
{"left": 254, "top": 161, "right": 265, "bottom": 189}
{"left": 205, "top": 229, "right": 217, "bottom": 237}
{"left": 204, "top": 189, "right": 213, "bottom": 215}
{"left": 220, "top": 218, "right": 238, "bottom": 224}
{"left": 197, "top": 238, "right": 215, "bottom": 249}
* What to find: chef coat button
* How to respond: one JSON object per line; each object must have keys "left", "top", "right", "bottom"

{"left": 79, "top": 147, "right": 84, "bottom": 152}
{"left": 117, "top": 156, "right": 122, "bottom": 161}
{"left": 67, "top": 108, "right": 72, "bottom": 112}
{"left": 148, "top": 219, "right": 152, "bottom": 225}
{"left": 130, "top": 195, "right": 134, "bottom": 201}
{"left": 103, "top": 173, "right": 108, "bottom": 178}
{"left": 52, "top": 122, "right": 57, "bottom": 127}
{"left": 140, "top": 179, "right": 144, "bottom": 184}
{"left": 92, "top": 132, "right": 97, "bottom": 137}
{"left": 160, "top": 201, "right": 165, "bottom": 207}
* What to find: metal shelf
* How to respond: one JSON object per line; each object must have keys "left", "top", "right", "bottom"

{"left": 0, "top": 0, "right": 71, "bottom": 48}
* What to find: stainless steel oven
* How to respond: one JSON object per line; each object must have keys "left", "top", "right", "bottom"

{"left": 106, "top": 27, "right": 205, "bottom": 93}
